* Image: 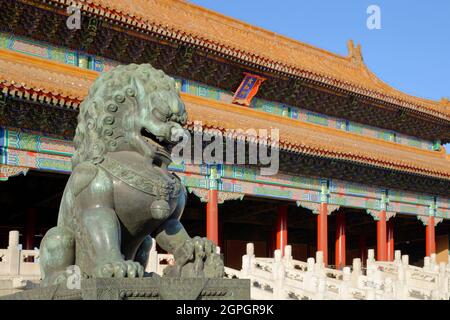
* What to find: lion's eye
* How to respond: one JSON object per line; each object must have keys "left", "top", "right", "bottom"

{"left": 152, "top": 108, "right": 167, "bottom": 121}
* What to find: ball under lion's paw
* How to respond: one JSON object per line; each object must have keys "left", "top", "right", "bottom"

{"left": 204, "top": 252, "right": 224, "bottom": 278}
{"left": 164, "top": 237, "right": 224, "bottom": 278}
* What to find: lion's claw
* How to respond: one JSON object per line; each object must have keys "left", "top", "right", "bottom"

{"left": 96, "top": 260, "right": 144, "bottom": 278}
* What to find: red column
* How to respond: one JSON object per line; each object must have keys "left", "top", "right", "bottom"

{"left": 426, "top": 216, "right": 436, "bottom": 257}
{"left": 359, "top": 235, "right": 367, "bottom": 265}
{"left": 206, "top": 189, "right": 219, "bottom": 245}
{"left": 335, "top": 211, "right": 346, "bottom": 269}
{"left": 377, "top": 210, "right": 387, "bottom": 261}
{"left": 276, "top": 206, "right": 288, "bottom": 256}
{"left": 387, "top": 220, "right": 394, "bottom": 261}
{"left": 25, "top": 208, "right": 37, "bottom": 250}
{"left": 317, "top": 203, "right": 328, "bottom": 265}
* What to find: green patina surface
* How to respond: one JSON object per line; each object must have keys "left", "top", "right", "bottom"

{"left": 37, "top": 64, "right": 225, "bottom": 288}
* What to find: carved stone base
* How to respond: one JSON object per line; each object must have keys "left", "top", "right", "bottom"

{"left": 0, "top": 277, "right": 250, "bottom": 300}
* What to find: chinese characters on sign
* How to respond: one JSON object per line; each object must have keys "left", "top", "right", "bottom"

{"left": 232, "top": 73, "right": 266, "bottom": 106}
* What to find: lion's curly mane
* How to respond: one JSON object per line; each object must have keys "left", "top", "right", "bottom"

{"left": 72, "top": 63, "right": 180, "bottom": 168}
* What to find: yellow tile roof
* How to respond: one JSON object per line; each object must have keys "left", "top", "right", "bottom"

{"left": 47, "top": 0, "right": 450, "bottom": 120}
{"left": 1, "top": 49, "right": 449, "bottom": 180}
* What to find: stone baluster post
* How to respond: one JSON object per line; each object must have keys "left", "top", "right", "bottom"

{"left": 401, "top": 254, "right": 409, "bottom": 266}
{"left": 307, "top": 257, "right": 315, "bottom": 273}
{"left": 351, "top": 258, "right": 362, "bottom": 288}
{"left": 283, "top": 245, "right": 293, "bottom": 268}
{"left": 438, "top": 262, "right": 448, "bottom": 300}
{"left": 394, "top": 250, "right": 401, "bottom": 264}
{"left": 396, "top": 263, "right": 405, "bottom": 299}
{"left": 304, "top": 257, "right": 315, "bottom": 292}
{"left": 315, "top": 251, "right": 326, "bottom": 299}
{"left": 401, "top": 254, "right": 410, "bottom": 295}
{"left": 340, "top": 267, "right": 351, "bottom": 299}
{"left": 145, "top": 238, "right": 158, "bottom": 274}
{"left": 430, "top": 253, "right": 437, "bottom": 272}
{"left": 7, "top": 231, "right": 20, "bottom": 276}
{"left": 272, "top": 249, "right": 285, "bottom": 300}
{"left": 316, "top": 251, "right": 324, "bottom": 271}
{"left": 241, "top": 243, "right": 255, "bottom": 277}
{"left": 424, "top": 256, "right": 431, "bottom": 271}
{"left": 367, "top": 249, "right": 375, "bottom": 278}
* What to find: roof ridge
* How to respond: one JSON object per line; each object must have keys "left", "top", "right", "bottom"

{"left": 47, "top": 0, "right": 450, "bottom": 120}
{"left": 180, "top": 0, "right": 352, "bottom": 62}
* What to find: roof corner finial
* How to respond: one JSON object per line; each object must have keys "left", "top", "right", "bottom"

{"left": 347, "top": 40, "right": 363, "bottom": 65}
{"left": 347, "top": 40, "right": 355, "bottom": 56}
{"left": 440, "top": 97, "right": 449, "bottom": 107}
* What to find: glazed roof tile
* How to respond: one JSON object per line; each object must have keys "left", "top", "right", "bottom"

{"left": 0, "top": 49, "right": 449, "bottom": 180}
{"left": 46, "top": 0, "right": 450, "bottom": 120}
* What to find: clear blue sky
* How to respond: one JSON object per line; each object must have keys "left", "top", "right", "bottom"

{"left": 189, "top": 0, "right": 450, "bottom": 151}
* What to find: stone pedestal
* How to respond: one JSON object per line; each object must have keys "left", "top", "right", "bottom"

{"left": 0, "top": 276, "right": 250, "bottom": 300}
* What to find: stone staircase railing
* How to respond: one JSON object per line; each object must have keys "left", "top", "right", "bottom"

{"left": 222, "top": 243, "right": 450, "bottom": 300}
{"left": 145, "top": 241, "right": 450, "bottom": 300}
{"left": 1, "top": 230, "right": 449, "bottom": 300}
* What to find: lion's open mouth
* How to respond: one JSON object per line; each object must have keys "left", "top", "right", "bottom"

{"left": 141, "top": 128, "right": 172, "bottom": 151}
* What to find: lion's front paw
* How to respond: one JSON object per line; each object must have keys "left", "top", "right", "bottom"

{"left": 166, "top": 237, "right": 224, "bottom": 278}
{"left": 95, "top": 260, "right": 144, "bottom": 278}
{"left": 204, "top": 252, "right": 224, "bottom": 278}
{"left": 202, "top": 239, "right": 224, "bottom": 278}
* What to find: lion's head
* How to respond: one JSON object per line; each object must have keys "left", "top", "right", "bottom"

{"left": 72, "top": 64, "right": 187, "bottom": 168}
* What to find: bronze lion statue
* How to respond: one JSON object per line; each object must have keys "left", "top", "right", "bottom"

{"left": 39, "top": 64, "right": 224, "bottom": 286}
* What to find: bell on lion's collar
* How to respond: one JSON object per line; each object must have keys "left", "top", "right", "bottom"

{"left": 150, "top": 199, "right": 171, "bottom": 220}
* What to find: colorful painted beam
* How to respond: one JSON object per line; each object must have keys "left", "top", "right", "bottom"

{"left": 0, "top": 32, "right": 438, "bottom": 152}
{"left": 0, "top": 127, "right": 448, "bottom": 219}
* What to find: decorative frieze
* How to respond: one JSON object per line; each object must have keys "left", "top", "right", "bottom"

{"left": 217, "top": 192, "right": 245, "bottom": 204}
{"left": 328, "top": 205, "right": 341, "bottom": 215}
{"left": 0, "top": 164, "right": 28, "bottom": 181}
{"left": 0, "top": 128, "right": 447, "bottom": 221}
{"left": 366, "top": 209, "right": 396, "bottom": 221}
{"left": 417, "top": 216, "right": 443, "bottom": 226}
{"left": 296, "top": 201, "right": 320, "bottom": 214}
{"left": 188, "top": 187, "right": 209, "bottom": 203}
{"left": 386, "top": 211, "right": 397, "bottom": 221}
{"left": 296, "top": 201, "right": 339, "bottom": 215}
{"left": 188, "top": 187, "right": 244, "bottom": 204}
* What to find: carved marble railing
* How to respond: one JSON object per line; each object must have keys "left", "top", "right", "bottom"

{"left": 364, "top": 250, "right": 449, "bottom": 300}
{"left": 0, "top": 231, "right": 41, "bottom": 296}
{"left": 145, "top": 238, "right": 221, "bottom": 276}
{"left": 1, "top": 230, "right": 448, "bottom": 300}
{"left": 222, "top": 243, "right": 450, "bottom": 300}
{"left": 146, "top": 240, "right": 449, "bottom": 300}
{"left": 145, "top": 239, "right": 175, "bottom": 275}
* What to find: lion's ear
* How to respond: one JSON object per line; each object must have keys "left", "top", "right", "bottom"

{"left": 133, "top": 76, "right": 156, "bottom": 99}
{"left": 131, "top": 77, "right": 145, "bottom": 101}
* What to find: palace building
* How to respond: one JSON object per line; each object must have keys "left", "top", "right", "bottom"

{"left": 0, "top": 0, "right": 449, "bottom": 273}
